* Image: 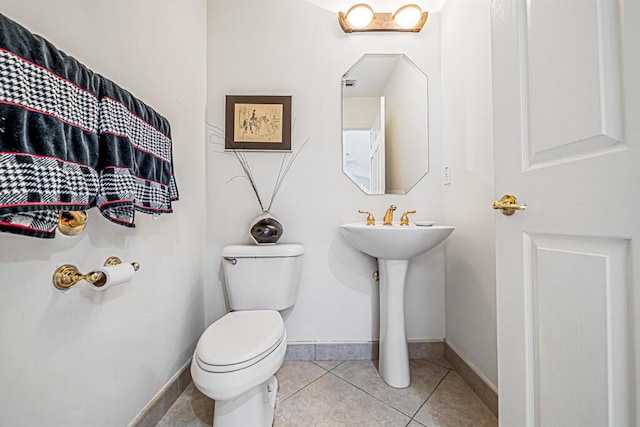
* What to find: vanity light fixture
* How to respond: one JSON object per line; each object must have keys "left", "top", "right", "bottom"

{"left": 338, "top": 3, "right": 428, "bottom": 33}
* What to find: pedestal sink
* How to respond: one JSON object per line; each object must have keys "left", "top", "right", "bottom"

{"left": 339, "top": 222, "right": 454, "bottom": 388}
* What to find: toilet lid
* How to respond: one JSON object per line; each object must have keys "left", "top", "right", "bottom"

{"left": 195, "top": 310, "right": 285, "bottom": 372}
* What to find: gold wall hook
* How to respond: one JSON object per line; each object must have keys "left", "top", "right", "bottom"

{"left": 57, "top": 211, "right": 88, "bottom": 236}
{"left": 400, "top": 210, "right": 416, "bottom": 226}
{"left": 358, "top": 210, "right": 376, "bottom": 225}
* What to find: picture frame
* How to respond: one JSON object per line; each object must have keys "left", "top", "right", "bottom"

{"left": 225, "top": 95, "right": 292, "bottom": 151}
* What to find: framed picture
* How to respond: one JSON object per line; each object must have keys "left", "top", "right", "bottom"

{"left": 225, "top": 95, "right": 292, "bottom": 151}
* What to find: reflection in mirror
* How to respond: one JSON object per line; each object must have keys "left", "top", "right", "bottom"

{"left": 342, "top": 54, "right": 429, "bottom": 195}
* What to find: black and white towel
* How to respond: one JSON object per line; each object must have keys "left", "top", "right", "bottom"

{"left": 0, "top": 13, "right": 178, "bottom": 238}
{"left": 97, "top": 74, "right": 178, "bottom": 226}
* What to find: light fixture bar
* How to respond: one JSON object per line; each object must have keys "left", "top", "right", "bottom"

{"left": 338, "top": 4, "right": 428, "bottom": 33}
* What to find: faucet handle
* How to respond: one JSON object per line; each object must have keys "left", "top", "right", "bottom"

{"left": 400, "top": 210, "right": 417, "bottom": 226}
{"left": 358, "top": 210, "right": 376, "bottom": 226}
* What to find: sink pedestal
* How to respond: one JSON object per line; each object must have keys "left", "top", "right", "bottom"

{"left": 338, "top": 223, "right": 455, "bottom": 389}
{"left": 378, "top": 259, "right": 410, "bottom": 388}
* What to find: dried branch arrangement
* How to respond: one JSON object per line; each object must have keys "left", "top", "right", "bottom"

{"left": 207, "top": 123, "right": 310, "bottom": 212}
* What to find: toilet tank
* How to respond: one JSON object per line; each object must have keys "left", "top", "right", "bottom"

{"left": 221, "top": 244, "right": 304, "bottom": 311}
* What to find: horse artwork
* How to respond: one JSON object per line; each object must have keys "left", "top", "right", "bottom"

{"left": 225, "top": 95, "right": 292, "bottom": 151}
{"left": 236, "top": 104, "right": 282, "bottom": 142}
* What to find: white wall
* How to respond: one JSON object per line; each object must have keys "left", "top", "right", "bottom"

{"left": 206, "top": 0, "right": 445, "bottom": 343}
{"left": 441, "top": 0, "right": 497, "bottom": 388}
{"left": 0, "top": 1, "right": 207, "bottom": 426}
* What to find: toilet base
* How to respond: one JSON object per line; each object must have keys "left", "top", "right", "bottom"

{"left": 213, "top": 375, "right": 279, "bottom": 427}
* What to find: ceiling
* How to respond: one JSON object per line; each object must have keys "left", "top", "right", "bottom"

{"left": 300, "top": 0, "right": 445, "bottom": 13}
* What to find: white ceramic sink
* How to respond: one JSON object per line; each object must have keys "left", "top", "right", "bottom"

{"left": 339, "top": 221, "right": 454, "bottom": 388}
{"left": 339, "top": 222, "right": 454, "bottom": 260}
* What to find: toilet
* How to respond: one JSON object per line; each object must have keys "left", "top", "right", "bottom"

{"left": 191, "top": 243, "right": 304, "bottom": 427}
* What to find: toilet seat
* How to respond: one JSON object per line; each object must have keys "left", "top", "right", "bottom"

{"left": 195, "top": 310, "right": 285, "bottom": 373}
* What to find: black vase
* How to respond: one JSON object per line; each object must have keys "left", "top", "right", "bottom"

{"left": 249, "top": 211, "right": 283, "bottom": 245}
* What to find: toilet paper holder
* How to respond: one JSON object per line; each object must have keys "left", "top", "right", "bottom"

{"left": 53, "top": 256, "right": 140, "bottom": 290}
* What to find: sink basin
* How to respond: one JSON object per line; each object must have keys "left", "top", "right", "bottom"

{"left": 339, "top": 222, "right": 454, "bottom": 259}
{"left": 339, "top": 221, "right": 454, "bottom": 388}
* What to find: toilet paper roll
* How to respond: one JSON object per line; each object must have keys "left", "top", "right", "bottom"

{"left": 91, "top": 263, "right": 135, "bottom": 291}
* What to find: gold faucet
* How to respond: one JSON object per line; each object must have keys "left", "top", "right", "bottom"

{"left": 400, "top": 210, "right": 416, "bottom": 226}
{"left": 383, "top": 205, "right": 397, "bottom": 225}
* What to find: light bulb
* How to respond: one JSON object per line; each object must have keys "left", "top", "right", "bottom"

{"left": 393, "top": 4, "right": 422, "bottom": 29}
{"left": 346, "top": 4, "right": 374, "bottom": 29}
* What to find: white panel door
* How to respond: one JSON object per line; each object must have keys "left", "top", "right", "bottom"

{"left": 491, "top": 0, "right": 639, "bottom": 425}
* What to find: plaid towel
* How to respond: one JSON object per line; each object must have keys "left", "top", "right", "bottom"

{"left": 0, "top": 13, "right": 178, "bottom": 238}
{"left": 96, "top": 79, "right": 178, "bottom": 227}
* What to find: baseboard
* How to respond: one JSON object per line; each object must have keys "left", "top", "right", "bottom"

{"left": 285, "top": 340, "right": 445, "bottom": 361}
{"left": 129, "top": 361, "right": 192, "bottom": 427}
{"left": 444, "top": 341, "right": 498, "bottom": 416}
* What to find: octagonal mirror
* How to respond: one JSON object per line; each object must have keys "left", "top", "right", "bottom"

{"left": 341, "top": 54, "right": 429, "bottom": 195}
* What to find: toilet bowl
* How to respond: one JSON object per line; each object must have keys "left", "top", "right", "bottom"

{"left": 191, "top": 310, "right": 287, "bottom": 426}
{"left": 191, "top": 310, "right": 287, "bottom": 427}
{"left": 191, "top": 244, "right": 303, "bottom": 427}
{"left": 191, "top": 310, "right": 286, "bottom": 398}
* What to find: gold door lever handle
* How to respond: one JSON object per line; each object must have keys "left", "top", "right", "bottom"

{"left": 492, "top": 194, "right": 527, "bottom": 216}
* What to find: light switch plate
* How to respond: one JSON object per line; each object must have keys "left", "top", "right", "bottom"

{"left": 443, "top": 164, "right": 451, "bottom": 185}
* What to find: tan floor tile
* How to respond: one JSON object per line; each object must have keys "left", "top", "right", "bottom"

{"left": 276, "top": 361, "right": 328, "bottom": 401}
{"left": 413, "top": 371, "right": 497, "bottom": 427}
{"left": 156, "top": 383, "right": 213, "bottom": 427}
{"left": 274, "top": 373, "right": 411, "bottom": 426}
{"left": 331, "top": 359, "right": 449, "bottom": 416}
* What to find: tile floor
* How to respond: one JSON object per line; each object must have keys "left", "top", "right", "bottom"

{"left": 157, "top": 359, "right": 497, "bottom": 426}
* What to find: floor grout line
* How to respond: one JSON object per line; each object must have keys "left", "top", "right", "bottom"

{"left": 410, "top": 367, "right": 452, "bottom": 419}
{"left": 277, "top": 369, "right": 330, "bottom": 405}
{"left": 425, "top": 358, "right": 452, "bottom": 370}
{"left": 311, "top": 359, "right": 345, "bottom": 371}
{"left": 324, "top": 371, "right": 413, "bottom": 421}
{"left": 327, "top": 360, "right": 454, "bottom": 420}
{"left": 279, "top": 359, "right": 346, "bottom": 404}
